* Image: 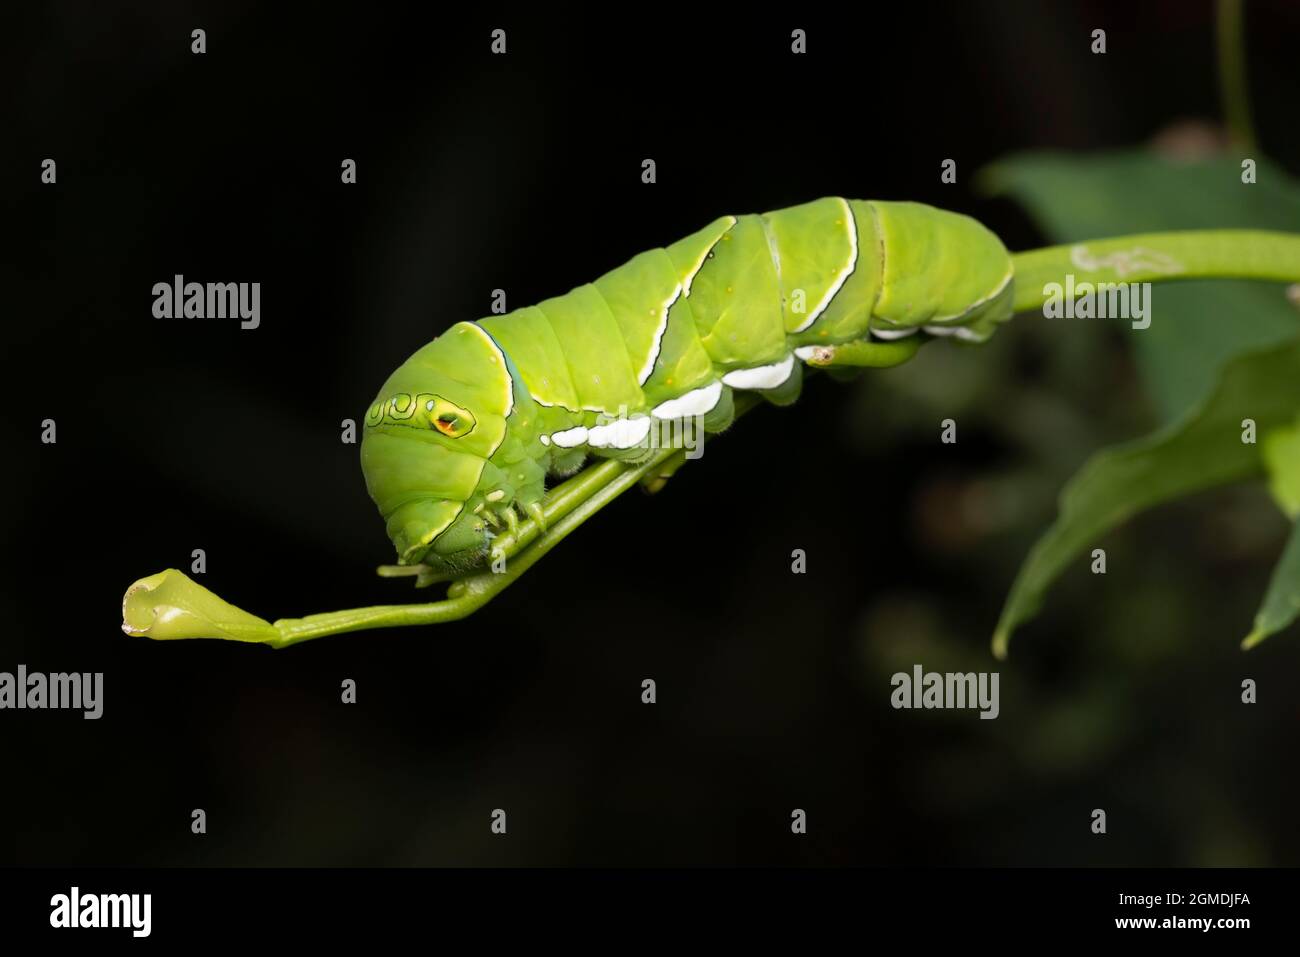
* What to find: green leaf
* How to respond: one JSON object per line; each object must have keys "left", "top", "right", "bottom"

{"left": 992, "top": 340, "right": 1300, "bottom": 658}
{"left": 1262, "top": 415, "right": 1300, "bottom": 518}
{"left": 121, "top": 568, "right": 279, "bottom": 643}
{"left": 1242, "top": 522, "right": 1300, "bottom": 650}
{"left": 1250, "top": 420, "right": 1300, "bottom": 646}
{"left": 981, "top": 151, "right": 1300, "bottom": 420}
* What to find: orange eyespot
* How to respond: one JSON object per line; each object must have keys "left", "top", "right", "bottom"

{"left": 421, "top": 395, "right": 475, "bottom": 437}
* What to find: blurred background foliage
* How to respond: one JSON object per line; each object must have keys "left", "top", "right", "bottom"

{"left": 5, "top": 1, "right": 1300, "bottom": 867}
{"left": 849, "top": 8, "right": 1300, "bottom": 861}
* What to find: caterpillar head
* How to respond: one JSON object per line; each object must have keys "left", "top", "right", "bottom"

{"left": 360, "top": 323, "right": 516, "bottom": 570}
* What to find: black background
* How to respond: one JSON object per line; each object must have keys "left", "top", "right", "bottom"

{"left": 5, "top": 1, "right": 1300, "bottom": 867}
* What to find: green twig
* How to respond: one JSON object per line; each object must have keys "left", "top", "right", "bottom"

{"left": 1216, "top": 0, "right": 1256, "bottom": 151}
{"left": 123, "top": 229, "right": 1300, "bottom": 648}
{"left": 1009, "top": 230, "right": 1300, "bottom": 314}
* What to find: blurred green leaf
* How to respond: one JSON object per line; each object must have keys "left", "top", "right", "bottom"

{"left": 1242, "top": 522, "right": 1300, "bottom": 650}
{"left": 993, "top": 340, "right": 1300, "bottom": 657}
{"left": 1262, "top": 415, "right": 1300, "bottom": 518}
{"left": 981, "top": 151, "right": 1300, "bottom": 420}
{"left": 1248, "top": 417, "right": 1300, "bottom": 647}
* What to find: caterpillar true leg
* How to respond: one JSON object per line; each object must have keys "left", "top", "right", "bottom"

{"left": 523, "top": 500, "right": 547, "bottom": 533}
{"left": 376, "top": 449, "right": 639, "bottom": 588}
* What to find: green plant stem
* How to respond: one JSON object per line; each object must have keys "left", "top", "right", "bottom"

{"left": 1217, "top": 0, "right": 1256, "bottom": 151}
{"left": 124, "top": 229, "right": 1300, "bottom": 647}
{"left": 1009, "top": 230, "right": 1300, "bottom": 314}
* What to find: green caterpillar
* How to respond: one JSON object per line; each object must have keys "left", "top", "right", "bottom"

{"left": 363, "top": 197, "right": 1014, "bottom": 572}
{"left": 122, "top": 203, "right": 1300, "bottom": 648}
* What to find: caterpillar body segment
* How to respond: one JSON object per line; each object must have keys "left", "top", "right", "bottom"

{"left": 361, "top": 198, "right": 1014, "bottom": 570}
